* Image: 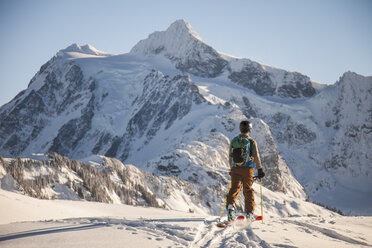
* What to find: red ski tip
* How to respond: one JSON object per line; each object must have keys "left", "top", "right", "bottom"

{"left": 237, "top": 215, "right": 245, "bottom": 220}
{"left": 255, "top": 216, "right": 263, "bottom": 221}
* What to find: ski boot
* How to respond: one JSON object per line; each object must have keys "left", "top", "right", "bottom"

{"left": 227, "top": 205, "right": 236, "bottom": 222}
{"left": 246, "top": 212, "right": 255, "bottom": 221}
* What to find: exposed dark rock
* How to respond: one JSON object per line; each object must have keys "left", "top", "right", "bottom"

{"left": 92, "top": 133, "right": 112, "bottom": 154}
{"left": 229, "top": 63, "right": 276, "bottom": 96}
{"left": 171, "top": 44, "right": 228, "bottom": 78}
{"left": 49, "top": 95, "right": 95, "bottom": 156}
{"left": 228, "top": 62, "right": 315, "bottom": 98}
{"left": 242, "top": 96, "right": 257, "bottom": 118}
{"left": 28, "top": 56, "right": 57, "bottom": 87}
{"left": 277, "top": 72, "right": 315, "bottom": 98}
{"left": 104, "top": 136, "right": 122, "bottom": 158}
{"left": 268, "top": 112, "right": 317, "bottom": 147}
{"left": 0, "top": 90, "right": 47, "bottom": 156}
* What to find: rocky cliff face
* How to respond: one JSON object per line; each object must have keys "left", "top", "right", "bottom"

{"left": 104, "top": 70, "right": 207, "bottom": 161}
{"left": 227, "top": 58, "right": 316, "bottom": 98}
{"left": 0, "top": 58, "right": 96, "bottom": 158}
{"left": 324, "top": 72, "right": 372, "bottom": 174}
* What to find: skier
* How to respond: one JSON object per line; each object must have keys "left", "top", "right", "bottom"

{"left": 226, "top": 120, "right": 265, "bottom": 222}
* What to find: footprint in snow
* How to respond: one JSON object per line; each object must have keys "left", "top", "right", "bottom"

{"left": 125, "top": 227, "right": 136, "bottom": 231}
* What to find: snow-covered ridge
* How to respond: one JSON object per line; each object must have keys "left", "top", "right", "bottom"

{"left": 57, "top": 43, "right": 112, "bottom": 59}
{"left": 338, "top": 70, "right": 372, "bottom": 85}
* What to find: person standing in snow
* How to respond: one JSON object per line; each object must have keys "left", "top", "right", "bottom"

{"left": 226, "top": 120, "right": 265, "bottom": 221}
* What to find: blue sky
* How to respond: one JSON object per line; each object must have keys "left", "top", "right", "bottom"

{"left": 0, "top": 0, "right": 371, "bottom": 106}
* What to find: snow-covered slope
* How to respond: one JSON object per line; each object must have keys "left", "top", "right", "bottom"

{"left": 0, "top": 20, "right": 371, "bottom": 216}
{"left": 1, "top": 189, "right": 372, "bottom": 248}
{"left": 0, "top": 153, "right": 306, "bottom": 216}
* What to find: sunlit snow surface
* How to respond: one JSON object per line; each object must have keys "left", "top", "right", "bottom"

{"left": 0, "top": 189, "right": 371, "bottom": 248}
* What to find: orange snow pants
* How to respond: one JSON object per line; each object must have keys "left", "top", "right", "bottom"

{"left": 226, "top": 166, "right": 255, "bottom": 213}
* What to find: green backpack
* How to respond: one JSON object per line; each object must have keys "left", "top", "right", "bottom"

{"left": 231, "top": 136, "right": 254, "bottom": 166}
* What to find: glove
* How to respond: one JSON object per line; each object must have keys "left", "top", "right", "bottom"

{"left": 257, "top": 168, "right": 265, "bottom": 179}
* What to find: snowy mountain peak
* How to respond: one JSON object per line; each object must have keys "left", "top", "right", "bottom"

{"left": 129, "top": 20, "right": 316, "bottom": 95}
{"left": 338, "top": 71, "right": 372, "bottom": 85}
{"left": 131, "top": 19, "right": 227, "bottom": 77}
{"left": 57, "top": 43, "right": 111, "bottom": 58}
{"left": 166, "top": 19, "right": 203, "bottom": 41}
{"left": 130, "top": 19, "right": 205, "bottom": 56}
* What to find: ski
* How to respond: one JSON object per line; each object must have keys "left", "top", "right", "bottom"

{"left": 216, "top": 215, "right": 262, "bottom": 228}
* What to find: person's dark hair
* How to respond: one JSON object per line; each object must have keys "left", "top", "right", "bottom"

{"left": 239, "top": 121, "right": 252, "bottom": 133}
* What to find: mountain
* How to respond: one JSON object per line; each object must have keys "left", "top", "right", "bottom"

{"left": 131, "top": 19, "right": 315, "bottom": 98}
{"left": 0, "top": 19, "right": 371, "bottom": 215}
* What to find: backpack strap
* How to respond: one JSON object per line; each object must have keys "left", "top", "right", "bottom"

{"left": 238, "top": 139, "right": 244, "bottom": 148}
{"left": 248, "top": 138, "right": 254, "bottom": 161}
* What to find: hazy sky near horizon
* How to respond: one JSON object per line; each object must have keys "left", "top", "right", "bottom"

{"left": 0, "top": 0, "right": 371, "bottom": 106}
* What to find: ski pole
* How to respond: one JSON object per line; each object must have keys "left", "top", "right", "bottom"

{"left": 260, "top": 179, "right": 264, "bottom": 224}
{"left": 218, "top": 181, "right": 232, "bottom": 221}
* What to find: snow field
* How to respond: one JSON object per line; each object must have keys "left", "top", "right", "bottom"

{"left": 1, "top": 189, "right": 372, "bottom": 248}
